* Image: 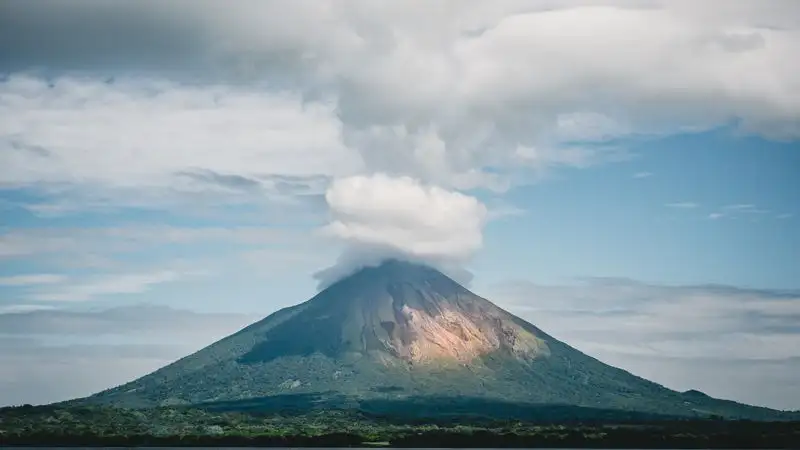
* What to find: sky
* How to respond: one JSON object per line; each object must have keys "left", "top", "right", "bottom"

{"left": 0, "top": 0, "right": 798, "bottom": 410}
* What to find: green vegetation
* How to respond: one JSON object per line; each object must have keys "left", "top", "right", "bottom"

{"left": 1, "top": 404, "right": 798, "bottom": 448}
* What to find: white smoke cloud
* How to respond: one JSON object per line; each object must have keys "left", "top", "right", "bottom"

{"left": 313, "top": 174, "right": 488, "bottom": 289}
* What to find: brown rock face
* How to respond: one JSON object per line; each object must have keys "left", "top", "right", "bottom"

{"left": 370, "top": 301, "right": 545, "bottom": 364}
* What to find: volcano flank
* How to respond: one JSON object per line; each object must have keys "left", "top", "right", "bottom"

{"left": 79, "top": 260, "right": 790, "bottom": 420}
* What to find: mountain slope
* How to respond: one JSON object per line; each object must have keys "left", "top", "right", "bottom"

{"left": 78, "top": 260, "right": 789, "bottom": 420}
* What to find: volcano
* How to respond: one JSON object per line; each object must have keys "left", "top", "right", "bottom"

{"left": 80, "top": 260, "right": 788, "bottom": 420}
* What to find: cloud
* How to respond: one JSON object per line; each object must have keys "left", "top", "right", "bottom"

{"left": 722, "top": 204, "right": 770, "bottom": 214}
{"left": 28, "top": 270, "right": 203, "bottom": 302}
{"left": 0, "top": 303, "right": 258, "bottom": 336}
{"left": 0, "top": 225, "right": 306, "bottom": 261}
{"left": 593, "top": 354, "right": 800, "bottom": 413}
{"left": 0, "top": 274, "right": 66, "bottom": 286}
{"left": 724, "top": 204, "right": 756, "bottom": 210}
{"left": 0, "top": 224, "right": 329, "bottom": 310}
{"left": 485, "top": 200, "right": 527, "bottom": 220}
{"left": 705, "top": 204, "right": 774, "bottom": 220}
{"left": 313, "top": 173, "right": 488, "bottom": 288}
{"left": 1, "top": 0, "right": 799, "bottom": 208}
{"left": 0, "top": 74, "right": 613, "bottom": 203}
{"left": 633, "top": 171, "right": 653, "bottom": 178}
{"left": 484, "top": 278, "right": 800, "bottom": 409}
{"left": 0, "top": 304, "right": 55, "bottom": 314}
{"left": 0, "top": 304, "right": 258, "bottom": 406}
{"left": 0, "top": 345, "right": 180, "bottom": 407}
{"left": 666, "top": 202, "right": 699, "bottom": 208}
{"left": 0, "top": 75, "right": 359, "bottom": 200}
{"left": 777, "top": 213, "right": 794, "bottom": 219}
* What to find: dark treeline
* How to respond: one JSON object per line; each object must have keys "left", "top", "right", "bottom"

{"left": 0, "top": 432, "right": 364, "bottom": 447}
{"left": 3, "top": 423, "right": 800, "bottom": 448}
{"left": 392, "top": 424, "right": 800, "bottom": 449}
{"left": 2, "top": 403, "right": 799, "bottom": 448}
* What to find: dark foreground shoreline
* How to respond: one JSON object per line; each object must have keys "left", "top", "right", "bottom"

{"left": 2, "top": 404, "right": 798, "bottom": 448}
{"left": 3, "top": 424, "right": 800, "bottom": 449}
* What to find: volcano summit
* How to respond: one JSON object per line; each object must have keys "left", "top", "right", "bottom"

{"left": 80, "top": 260, "right": 787, "bottom": 420}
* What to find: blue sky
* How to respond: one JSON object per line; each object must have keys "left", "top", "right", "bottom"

{"left": 0, "top": 0, "right": 799, "bottom": 410}
{"left": 474, "top": 129, "right": 799, "bottom": 290}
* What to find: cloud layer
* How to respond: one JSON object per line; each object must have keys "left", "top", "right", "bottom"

{"left": 0, "top": 76, "right": 356, "bottom": 199}
{"left": 0, "top": 304, "right": 258, "bottom": 406}
{"left": 2, "top": 0, "right": 799, "bottom": 201}
{"left": 314, "top": 174, "right": 488, "bottom": 288}
{"left": 0, "top": 223, "right": 333, "bottom": 315}
{"left": 487, "top": 278, "right": 800, "bottom": 410}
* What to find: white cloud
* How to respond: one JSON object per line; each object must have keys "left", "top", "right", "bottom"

{"left": 0, "top": 224, "right": 328, "bottom": 308}
{"left": 0, "top": 304, "right": 259, "bottom": 336}
{"left": 0, "top": 304, "right": 55, "bottom": 314}
{"left": 633, "top": 171, "right": 653, "bottom": 178}
{"left": 0, "top": 75, "right": 359, "bottom": 193}
{"left": 724, "top": 204, "right": 756, "bottom": 210}
{"left": 0, "top": 229, "right": 81, "bottom": 259}
{"left": 485, "top": 201, "right": 527, "bottom": 220}
{"left": 218, "top": 1, "right": 798, "bottom": 144}
{"left": 0, "top": 274, "right": 66, "bottom": 286}
{"left": 0, "top": 225, "right": 306, "bottom": 261}
{"left": 1, "top": 1, "right": 798, "bottom": 201}
{"left": 721, "top": 204, "right": 770, "bottom": 215}
{"left": 314, "top": 173, "right": 488, "bottom": 288}
{"left": 666, "top": 202, "right": 699, "bottom": 208}
{"left": 706, "top": 204, "right": 776, "bottom": 220}
{"left": 29, "top": 270, "right": 202, "bottom": 302}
